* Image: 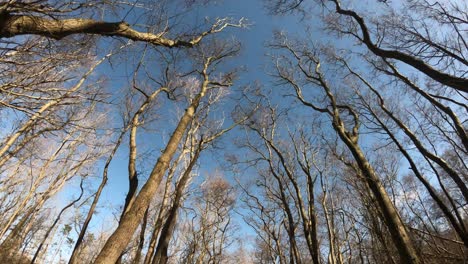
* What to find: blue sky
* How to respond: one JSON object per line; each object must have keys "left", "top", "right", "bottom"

{"left": 94, "top": 0, "right": 306, "bottom": 211}
{"left": 51, "top": 0, "right": 391, "bottom": 256}
{"left": 60, "top": 0, "right": 315, "bottom": 247}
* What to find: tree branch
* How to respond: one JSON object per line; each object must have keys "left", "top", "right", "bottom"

{"left": 0, "top": 14, "right": 245, "bottom": 48}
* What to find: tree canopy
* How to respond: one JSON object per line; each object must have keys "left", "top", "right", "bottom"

{"left": 0, "top": 0, "right": 466, "bottom": 263}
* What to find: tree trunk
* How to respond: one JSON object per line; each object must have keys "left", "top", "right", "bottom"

{"left": 31, "top": 181, "right": 83, "bottom": 263}
{"left": 94, "top": 78, "right": 209, "bottom": 263}
{"left": 69, "top": 130, "right": 127, "bottom": 264}
{"left": 153, "top": 148, "right": 201, "bottom": 264}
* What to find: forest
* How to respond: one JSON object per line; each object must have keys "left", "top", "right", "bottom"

{"left": 0, "top": 0, "right": 466, "bottom": 263}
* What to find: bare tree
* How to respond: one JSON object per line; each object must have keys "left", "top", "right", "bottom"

{"left": 270, "top": 34, "right": 421, "bottom": 263}
{"left": 93, "top": 39, "right": 242, "bottom": 263}
{"left": 1, "top": 1, "right": 247, "bottom": 262}
{"left": 178, "top": 176, "right": 237, "bottom": 264}
{"left": 31, "top": 180, "right": 84, "bottom": 263}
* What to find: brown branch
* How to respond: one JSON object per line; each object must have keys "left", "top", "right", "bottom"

{"left": 0, "top": 14, "right": 245, "bottom": 48}
{"left": 331, "top": 0, "right": 468, "bottom": 93}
